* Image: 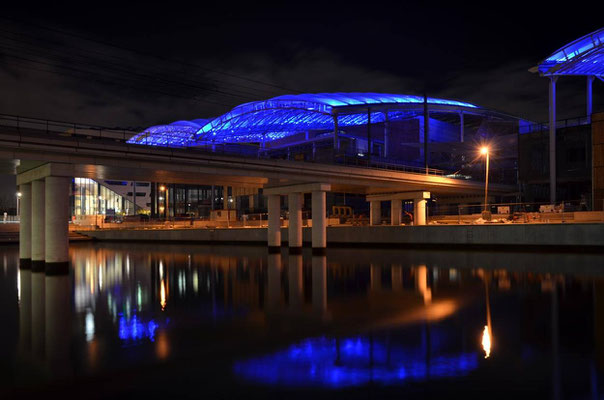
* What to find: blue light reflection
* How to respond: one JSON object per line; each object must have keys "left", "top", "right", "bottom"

{"left": 233, "top": 336, "right": 478, "bottom": 388}
{"left": 118, "top": 313, "right": 160, "bottom": 342}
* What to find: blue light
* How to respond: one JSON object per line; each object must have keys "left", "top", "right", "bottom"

{"left": 233, "top": 335, "right": 479, "bottom": 388}
{"left": 195, "top": 93, "right": 477, "bottom": 143}
{"left": 128, "top": 93, "right": 479, "bottom": 148}
{"left": 118, "top": 313, "right": 160, "bottom": 342}
{"left": 538, "top": 27, "right": 604, "bottom": 76}
{"left": 127, "top": 119, "right": 212, "bottom": 147}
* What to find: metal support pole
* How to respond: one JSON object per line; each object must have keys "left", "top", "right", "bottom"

{"left": 423, "top": 94, "right": 429, "bottom": 171}
{"left": 383, "top": 111, "right": 390, "bottom": 158}
{"left": 333, "top": 114, "right": 339, "bottom": 155}
{"left": 460, "top": 111, "right": 464, "bottom": 143}
{"left": 587, "top": 76, "right": 595, "bottom": 122}
{"left": 484, "top": 152, "right": 490, "bottom": 212}
{"left": 549, "top": 76, "right": 558, "bottom": 204}
{"left": 367, "top": 107, "right": 371, "bottom": 162}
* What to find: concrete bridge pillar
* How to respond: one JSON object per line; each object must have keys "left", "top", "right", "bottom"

{"left": 414, "top": 197, "right": 427, "bottom": 226}
{"left": 265, "top": 184, "right": 330, "bottom": 252}
{"left": 370, "top": 201, "right": 381, "bottom": 225}
{"left": 267, "top": 194, "right": 281, "bottom": 252}
{"left": 311, "top": 190, "right": 327, "bottom": 254}
{"left": 45, "top": 176, "right": 70, "bottom": 274}
{"left": 288, "top": 192, "right": 303, "bottom": 253}
{"left": 19, "top": 183, "right": 32, "bottom": 268}
{"left": 31, "top": 179, "right": 45, "bottom": 272}
{"left": 391, "top": 199, "right": 402, "bottom": 225}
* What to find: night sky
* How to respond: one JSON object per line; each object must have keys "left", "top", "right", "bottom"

{"left": 0, "top": 3, "right": 602, "bottom": 131}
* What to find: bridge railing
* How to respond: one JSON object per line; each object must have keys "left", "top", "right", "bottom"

{"left": 336, "top": 155, "right": 446, "bottom": 176}
{"left": 0, "top": 113, "right": 455, "bottom": 178}
{"left": 0, "top": 113, "right": 140, "bottom": 141}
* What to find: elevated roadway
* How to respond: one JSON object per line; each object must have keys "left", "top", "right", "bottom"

{"left": 0, "top": 124, "right": 514, "bottom": 196}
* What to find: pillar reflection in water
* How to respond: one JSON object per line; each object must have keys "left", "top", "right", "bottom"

{"left": 45, "top": 274, "right": 71, "bottom": 378}
{"left": 31, "top": 271, "right": 45, "bottom": 358}
{"left": 312, "top": 256, "right": 327, "bottom": 314}
{"left": 370, "top": 264, "right": 382, "bottom": 292}
{"left": 416, "top": 265, "right": 432, "bottom": 304}
{"left": 267, "top": 252, "right": 282, "bottom": 311}
{"left": 391, "top": 265, "right": 403, "bottom": 291}
{"left": 18, "top": 269, "right": 32, "bottom": 354}
{"left": 288, "top": 254, "right": 303, "bottom": 309}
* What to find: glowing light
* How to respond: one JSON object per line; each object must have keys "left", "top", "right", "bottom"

{"left": 118, "top": 314, "right": 159, "bottom": 342}
{"left": 128, "top": 92, "right": 480, "bottom": 148}
{"left": 85, "top": 309, "right": 95, "bottom": 342}
{"left": 160, "top": 279, "right": 167, "bottom": 311}
{"left": 480, "top": 146, "right": 489, "bottom": 155}
{"left": 193, "top": 270, "right": 199, "bottom": 294}
{"left": 481, "top": 325, "right": 491, "bottom": 358}
{"left": 233, "top": 335, "right": 479, "bottom": 388}
{"left": 538, "top": 27, "right": 604, "bottom": 76}
{"left": 159, "top": 185, "right": 166, "bottom": 191}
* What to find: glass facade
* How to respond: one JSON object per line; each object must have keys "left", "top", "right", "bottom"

{"left": 72, "top": 178, "right": 138, "bottom": 218}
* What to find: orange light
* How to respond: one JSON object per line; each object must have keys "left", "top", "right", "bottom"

{"left": 480, "top": 146, "right": 489, "bottom": 155}
{"left": 482, "top": 325, "right": 491, "bottom": 358}
{"left": 160, "top": 279, "right": 167, "bottom": 311}
{"left": 159, "top": 185, "right": 166, "bottom": 191}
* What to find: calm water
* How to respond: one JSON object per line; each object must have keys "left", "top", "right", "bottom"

{"left": 1, "top": 243, "right": 604, "bottom": 399}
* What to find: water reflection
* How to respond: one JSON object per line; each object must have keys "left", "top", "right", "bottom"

{"left": 0, "top": 243, "right": 603, "bottom": 396}
{"left": 233, "top": 335, "right": 479, "bottom": 387}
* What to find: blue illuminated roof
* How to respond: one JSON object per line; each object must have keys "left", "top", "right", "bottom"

{"left": 128, "top": 93, "right": 483, "bottom": 147}
{"left": 127, "top": 118, "right": 212, "bottom": 147}
{"left": 536, "top": 27, "right": 604, "bottom": 76}
{"left": 196, "top": 93, "right": 477, "bottom": 143}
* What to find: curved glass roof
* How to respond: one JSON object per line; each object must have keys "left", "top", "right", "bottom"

{"left": 537, "top": 27, "right": 604, "bottom": 76}
{"left": 127, "top": 119, "right": 211, "bottom": 147}
{"left": 196, "top": 93, "right": 477, "bottom": 143}
{"left": 128, "top": 93, "right": 481, "bottom": 146}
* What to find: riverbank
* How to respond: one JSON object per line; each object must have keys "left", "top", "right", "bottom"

{"left": 77, "top": 223, "right": 604, "bottom": 251}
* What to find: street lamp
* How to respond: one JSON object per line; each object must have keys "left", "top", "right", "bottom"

{"left": 480, "top": 146, "right": 491, "bottom": 220}
{"left": 16, "top": 191, "right": 21, "bottom": 217}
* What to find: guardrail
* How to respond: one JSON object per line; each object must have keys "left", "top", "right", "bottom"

{"left": 0, "top": 113, "right": 140, "bottom": 141}
{"left": 430, "top": 200, "right": 589, "bottom": 222}
{"left": 0, "top": 112, "right": 451, "bottom": 178}
{"left": 519, "top": 116, "right": 591, "bottom": 134}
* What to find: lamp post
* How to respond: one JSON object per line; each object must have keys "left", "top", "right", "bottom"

{"left": 16, "top": 191, "right": 22, "bottom": 218}
{"left": 480, "top": 146, "right": 491, "bottom": 220}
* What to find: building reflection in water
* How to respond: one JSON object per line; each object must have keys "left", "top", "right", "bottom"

{"left": 5, "top": 244, "right": 604, "bottom": 393}
{"left": 233, "top": 335, "right": 479, "bottom": 387}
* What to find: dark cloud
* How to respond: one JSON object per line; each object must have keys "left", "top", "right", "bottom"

{"left": 0, "top": 7, "right": 601, "bottom": 129}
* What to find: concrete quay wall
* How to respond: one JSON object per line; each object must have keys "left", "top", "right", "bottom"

{"left": 80, "top": 223, "right": 604, "bottom": 249}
